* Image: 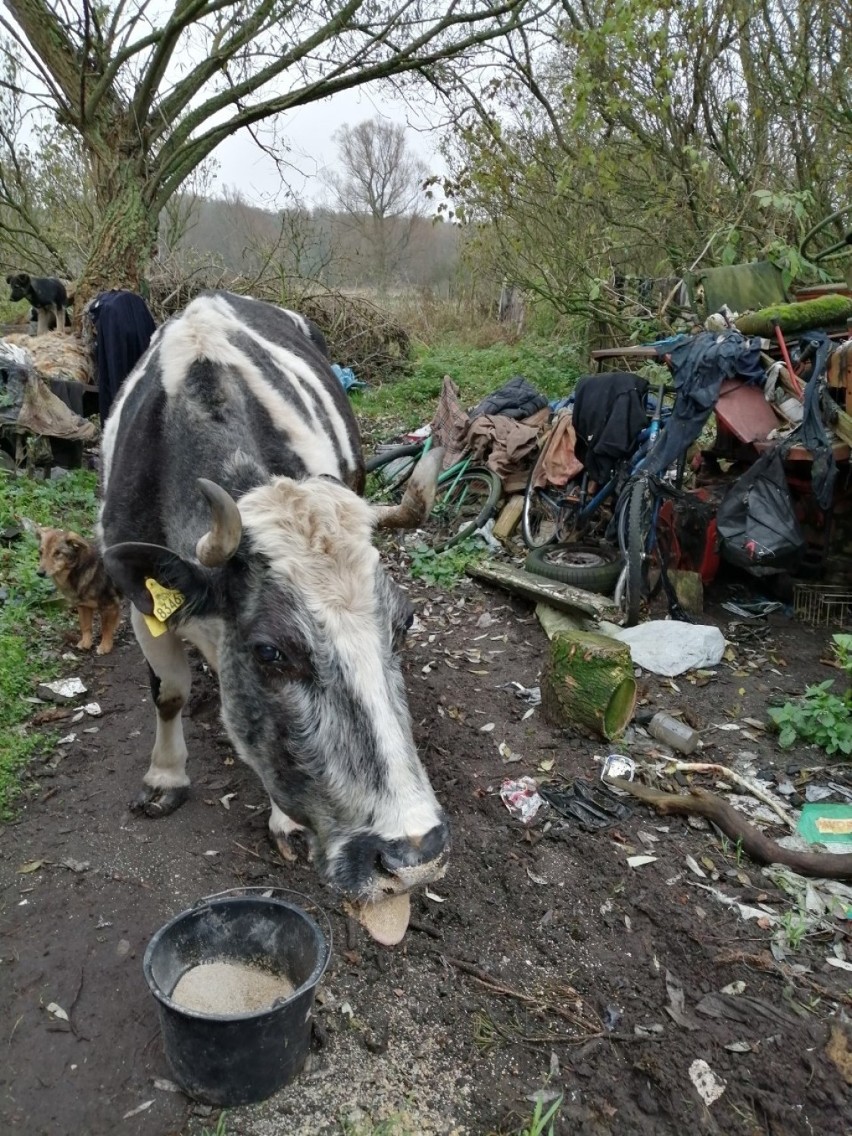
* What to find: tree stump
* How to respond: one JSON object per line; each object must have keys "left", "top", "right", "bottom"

{"left": 541, "top": 629, "right": 636, "bottom": 740}
{"left": 668, "top": 569, "right": 704, "bottom": 617}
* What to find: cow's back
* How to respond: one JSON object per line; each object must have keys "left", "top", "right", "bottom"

{"left": 99, "top": 292, "right": 363, "bottom": 556}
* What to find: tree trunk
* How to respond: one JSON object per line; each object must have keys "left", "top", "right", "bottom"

{"left": 541, "top": 629, "right": 636, "bottom": 740}
{"left": 72, "top": 174, "right": 158, "bottom": 330}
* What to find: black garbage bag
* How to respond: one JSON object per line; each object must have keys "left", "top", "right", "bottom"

{"left": 716, "top": 446, "right": 805, "bottom": 571}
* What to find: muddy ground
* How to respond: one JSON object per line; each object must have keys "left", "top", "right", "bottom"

{"left": 1, "top": 548, "right": 851, "bottom": 1136}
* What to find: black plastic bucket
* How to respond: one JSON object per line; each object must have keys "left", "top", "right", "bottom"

{"left": 143, "top": 893, "right": 330, "bottom": 1106}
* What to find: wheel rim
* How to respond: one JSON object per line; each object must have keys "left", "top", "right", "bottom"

{"left": 431, "top": 472, "right": 496, "bottom": 547}
{"left": 544, "top": 547, "right": 610, "bottom": 569}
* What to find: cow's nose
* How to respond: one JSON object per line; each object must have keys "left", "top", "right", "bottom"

{"left": 378, "top": 819, "right": 450, "bottom": 877}
{"left": 36, "top": 568, "right": 47, "bottom": 577}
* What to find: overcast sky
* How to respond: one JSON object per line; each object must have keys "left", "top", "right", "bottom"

{"left": 212, "top": 87, "right": 448, "bottom": 209}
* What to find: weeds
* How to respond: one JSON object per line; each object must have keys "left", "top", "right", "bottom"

{"left": 517, "top": 1095, "right": 563, "bottom": 1136}
{"left": 409, "top": 537, "right": 487, "bottom": 588}
{"left": 0, "top": 468, "right": 99, "bottom": 816}
{"left": 768, "top": 634, "right": 852, "bottom": 757}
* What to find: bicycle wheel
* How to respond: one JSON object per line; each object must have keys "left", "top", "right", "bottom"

{"left": 619, "top": 477, "right": 661, "bottom": 626}
{"left": 364, "top": 442, "right": 424, "bottom": 503}
{"left": 430, "top": 467, "right": 502, "bottom": 551}
{"left": 524, "top": 542, "right": 623, "bottom": 593}
{"left": 521, "top": 487, "right": 560, "bottom": 550}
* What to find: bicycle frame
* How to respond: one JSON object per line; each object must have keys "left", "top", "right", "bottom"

{"left": 539, "top": 379, "right": 673, "bottom": 538}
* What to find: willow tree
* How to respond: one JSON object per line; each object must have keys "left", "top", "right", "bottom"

{"left": 1, "top": 0, "right": 544, "bottom": 311}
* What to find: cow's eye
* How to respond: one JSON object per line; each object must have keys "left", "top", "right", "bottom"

{"left": 254, "top": 643, "right": 283, "bottom": 665}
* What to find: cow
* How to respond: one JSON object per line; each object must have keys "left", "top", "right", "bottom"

{"left": 98, "top": 291, "right": 448, "bottom": 944}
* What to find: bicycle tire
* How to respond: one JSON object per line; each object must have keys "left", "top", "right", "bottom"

{"left": 364, "top": 441, "right": 424, "bottom": 474}
{"left": 622, "top": 477, "right": 655, "bottom": 626}
{"left": 524, "top": 542, "right": 623, "bottom": 593}
{"left": 365, "top": 442, "right": 424, "bottom": 503}
{"left": 431, "top": 467, "right": 502, "bottom": 551}
{"left": 521, "top": 441, "right": 559, "bottom": 549}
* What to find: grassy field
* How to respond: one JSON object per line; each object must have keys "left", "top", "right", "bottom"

{"left": 353, "top": 338, "right": 582, "bottom": 441}
{"left": 0, "top": 469, "right": 99, "bottom": 817}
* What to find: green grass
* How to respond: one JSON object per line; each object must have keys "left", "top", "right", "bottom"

{"left": 353, "top": 339, "right": 582, "bottom": 435}
{"left": 0, "top": 468, "right": 99, "bottom": 818}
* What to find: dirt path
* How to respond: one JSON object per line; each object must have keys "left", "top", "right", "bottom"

{"left": 1, "top": 564, "right": 850, "bottom": 1136}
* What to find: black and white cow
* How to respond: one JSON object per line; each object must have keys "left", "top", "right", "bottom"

{"left": 99, "top": 291, "right": 448, "bottom": 943}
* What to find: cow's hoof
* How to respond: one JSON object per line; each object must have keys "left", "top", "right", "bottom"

{"left": 270, "top": 828, "right": 310, "bottom": 865}
{"left": 130, "top": 785, "right": 189, "bottom": 817}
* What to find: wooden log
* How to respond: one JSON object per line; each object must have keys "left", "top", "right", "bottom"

{"left": 609, "top": 779, "right": 852, "bottom": 880}
{"left": 541, "top": 629, "right": 636, "bottom": 740}
{"left": 535, "top": 603, "right": 587, "bottom": 639}
{"left": 492, "top": 494, "right": 524, "bottom": 543}
{"left": 667, "top": 569, "right": 704, "bottom": 617}
{"left": 468, "top": 561, "right": 620, "bottom": 620}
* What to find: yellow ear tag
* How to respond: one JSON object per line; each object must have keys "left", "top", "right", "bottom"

{"left": 142, "top": 578, "right": 185, "bottom": 638}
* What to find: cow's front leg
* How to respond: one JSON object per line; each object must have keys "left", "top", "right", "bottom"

{"left": 129, "top": 605, "right": 191, "bottom": 817}
{"left": 269, "top": 801, "right": 310, "bottom": 863}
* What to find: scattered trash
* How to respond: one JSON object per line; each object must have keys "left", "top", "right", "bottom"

{"left": 508, "top": 682, "right": 541, "bottom": 706}
{"left": 498, "top": 741, "right": 523, "bottom": 764}
{"left": 539, "top": 779, "right": 632, "bottom": 831}
{"left": 601, "top": 754, "right": 636, "bottom": 783}
{"left": 627, "top": 855, "right": 657, "bottom": 868}
{"left": 721, "top": 600, "right": 783, "bottom": 619}
{"left": 724, "top": 1040, "right": 753, "bottom": 1053}
{"left": 36, "top": 677, "right": 87, "bottom": 703}
{"left": 720, "top": 980, "right": 746, "bottom": 995}
{"left": 424, "top": 889, "right": 446, "bottom": 903}
{"left": 479, "top": 722, "right": 495, "bottom": 733}
{"left": 688, "top": 1059, "right": 726, "bottom": 1106}
{"left": 500, "top": 777, "right": 545, "bottom": 824}
{"left": 82, "top": 702, "right": 102, "bottom": 716}
{"left": 647, "top": 712, "right": 699, "bottom": 755}
{"left": 805, "top": 783, "right": 839, "bottom": 803}
{"left": 612, "top": 622, "right": 726, "bottom": 677}
{"left": 219, "top": 793, "right": 236, "bottom": 810}
{"left": 57, "top": 733, "right": 77, "bottom": 746}
{"left": 796, "top": 803, "right": 852, "bottom": 852}
{"left": 45, "top": 1002, "right": 68, "bottom": 1022}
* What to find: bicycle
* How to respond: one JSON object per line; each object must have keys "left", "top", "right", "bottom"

{"left": 522, "top": 377, "right": 684, "bottom": 625}
{"left": 365, "top": 435, "right": 502, "bottom": 551}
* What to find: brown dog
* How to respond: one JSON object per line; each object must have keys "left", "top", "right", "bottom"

{"left": 37, "top": 528, "right": 122, "bottom": 654}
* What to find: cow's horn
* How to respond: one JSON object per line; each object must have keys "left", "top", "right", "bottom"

{"left": 195, "top": 478, "right": 242, "bottom": 566}
{"left": 373, "top": 447, "right": 444, "bottom": 530}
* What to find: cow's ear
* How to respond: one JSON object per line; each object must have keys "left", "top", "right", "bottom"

{"left": 103, "top": 543, "right": 216, "bottom": 622}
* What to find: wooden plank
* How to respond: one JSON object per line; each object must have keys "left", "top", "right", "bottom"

{"left": 467, "top": 560, "right": 620, "bottom": 620}
{"left": 492, "top": 494, "right": 524, "bottom": 543}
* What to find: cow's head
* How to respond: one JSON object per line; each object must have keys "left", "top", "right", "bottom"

{"left": 105, "top": 451, "right": 448, "bottom": 943}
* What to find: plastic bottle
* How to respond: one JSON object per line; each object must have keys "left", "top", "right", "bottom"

{"left": 647, "top": 711, "right": 699, "bottom": 754}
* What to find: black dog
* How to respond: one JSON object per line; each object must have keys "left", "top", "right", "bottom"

{"left": 7, "top": 272, "right": 68, "bottom": 335}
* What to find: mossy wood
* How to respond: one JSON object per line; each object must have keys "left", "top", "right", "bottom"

{"left": 734, "top": 295, "right": 852, "bottom": 337}
{"left": 468, "top": 561, "right": 619, "bottom": 619}
{"left": 541, "top": 629, "right": 636, "bottom": 740}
